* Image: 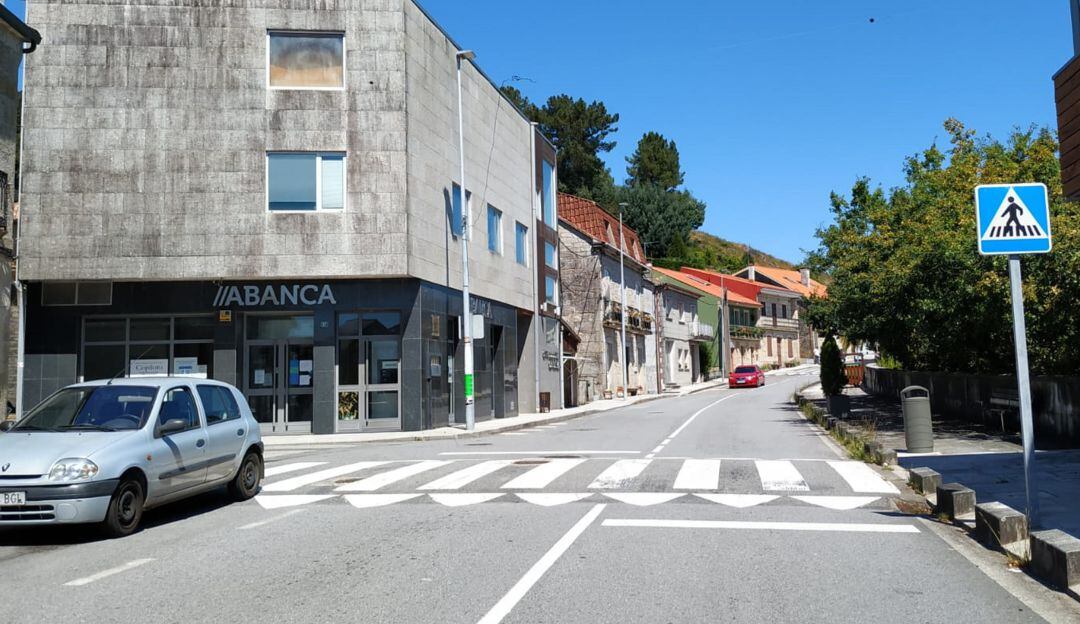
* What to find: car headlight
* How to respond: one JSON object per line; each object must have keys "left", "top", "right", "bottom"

{"left": 47, "top": 458, "right": 100, "bottom": 482}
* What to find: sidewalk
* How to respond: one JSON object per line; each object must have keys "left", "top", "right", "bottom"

{"left": 799, "top": 384, "right": 1080, "bottom": 536}
{"left": 264, "top": 377, "right": 729, "bottom": 448}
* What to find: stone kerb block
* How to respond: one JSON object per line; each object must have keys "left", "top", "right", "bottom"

{"left": 936, "top": 483, "right": 976, "bottom": 521}
{"left": 908, "top": 467, "right": 941, "bottom": 497}
{"left": 1030, "top": 530, "right": 1080, "bottom": 595}
{"left": 974, "top": 502, "right": 1030, "bottom": 560}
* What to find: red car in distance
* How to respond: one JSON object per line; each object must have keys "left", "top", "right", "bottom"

{"left": 729, "top": 365, "right": 765, "bottom": 388}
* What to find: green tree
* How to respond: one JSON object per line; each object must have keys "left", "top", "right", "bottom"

{"left": 626, "top": 132, "right": 684, "bottom": 190}
{"left": 499, "top": 86, "right": 538, "bottom": 120}
{"left": 617, "top": 184, "right": 705, "bottom": 260}
{"left": 531, "top": 94, "right": 619, "bottom": 196}
{"left": 805, "top": 119, "right": 1080, "bottom": 376}
{"left": 819, "top": 336, "right": 845, "bottom": 396}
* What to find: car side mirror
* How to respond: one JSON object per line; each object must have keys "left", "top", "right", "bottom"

{"left": 0, "top": 421, "right": 14, "bottom": 432}
{"left": 157, "top": 418, "right": 188, "bottom": 437}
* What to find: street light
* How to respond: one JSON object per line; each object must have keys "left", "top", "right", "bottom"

{"left": 456, "top": 49, "right": 476, "bottom": 430}
{"left": 618, "top": 202, "right": 629, "bottom": 400}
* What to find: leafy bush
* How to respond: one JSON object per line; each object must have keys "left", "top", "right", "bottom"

{"left": 819, "top": 336, "right": 845, "bottom": 396}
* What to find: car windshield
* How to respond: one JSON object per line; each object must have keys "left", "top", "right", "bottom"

{"left": 13, "top": 385, "right": 159, "bottom": 432}
{"left": 734, "top": 366, "right": 757, "bottom": 374}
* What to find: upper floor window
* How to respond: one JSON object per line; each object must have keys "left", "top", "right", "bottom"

{"left": 545, "top": 275, "right": 558, "bottom": 306}
{"left": 268, "top": 32, "right": 345, "bottom": 90}
{"left": 515, "top": 222, "right": 529, "bottom": 266}
{"left": 43, "top": 281, "right": 112, "bottom": 306}
{"left": 541, "top": 160, "right": 556, "bottom": 227}
{"left": 452, "top": 184, "right": 472, "bottom": 238}
{"left": 487, "top": 205, "right": 503, "bottom": 254}
{"left": 267, "top": 152, "right": 345, "bottom": 212}
{"left": 544, "top": 241, "right": 558, "bottom": 269}
{"left": 781, "top": 304, "right": 788, "bottom": 319}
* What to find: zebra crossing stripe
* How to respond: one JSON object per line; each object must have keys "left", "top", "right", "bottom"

{"left": 755, "top": 460, "right": 810, "bottom": 491}
{"left": 588, "top": 459, "right": 652, "bottom": 489}
{"left": 694, "top": 494, "right": 778, "bottom": 508}
{"left": 430, "top": 493, "right": 504, "bottom": 507}
{"left": 262, "top": 461, "right": 391, "bottom": 492}
{"left": 264, "top": 462, "right": 327, "bottom": 478}
{"left": 826, "top": 461, "right": 899, "bottom": 494}
{"left": 603, "top": 493, "right": 684, "bottom": 506}
{"left": 501, "top": 458, "right": 587, "bottom": 490}
{"left": 418, "top": 460, "right": 514, "bottom": 490}
{"left": 343, "top": 494, "right": 423, "bottom": 509}
{"left": 255, "top": 495, "right": 336, "bottom": 509}
{"left": 516, "top": 493, "right": 593, "bottom": 507}
{"left": 792, "top": 496, "right": 880, "bottom": 510}
{"left": 334, "top": 460, "right": 452, "bottom": 493}
{"left": 673, "top": 459, "right": 721, "bottom": 490}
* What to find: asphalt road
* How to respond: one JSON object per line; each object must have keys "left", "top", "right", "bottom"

{"left": 1, "top": 371, "right": 1074, "bottom": 623}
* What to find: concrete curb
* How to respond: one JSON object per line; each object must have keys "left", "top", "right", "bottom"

{"left": 975, "top": 502, "right": 1031, "bottom": 560}
{"left": 1030, "top": 530, "right": 1080, "bottom": 598}
{"left": 793, "top": 386, "right": 896, "bottom": 466}
{"left": 936, "top": 483, "right": 976, "bottom": 522}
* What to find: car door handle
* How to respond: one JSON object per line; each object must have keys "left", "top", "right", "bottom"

{"left": 196, "top": 439, "right": 206, "bottom": 448}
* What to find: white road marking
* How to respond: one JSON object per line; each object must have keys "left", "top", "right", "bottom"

{"left": 264, "top": 462, "right": 326, "bottom": 478}
{"left": 602, "top": 519, "right": 919, "bottom": 534}
{"left": 516, "top": 493, "right": 593, "bottom": 507}
{"left": 588, "top": 459, "right": 652, "bottom": 489}
{"left": 64, "top": 559, "right": 155, "bottom": 587}
{"left": 344, "top": 494, "right": 423, "bottom": 508}
{"left": 792, "top": 496, "right": 880, "bottom": 510}
{"left": 430, "top": 493, "right": 504, "bottom": 507}
{"left": 262, "top": 461, "right": 390, "bottom": 492}
{"left": 695, "top": 493, "right": 778, "bottom": 508}
{"left": 238, "top": 509, "right": 305, "bottom": 530}
{"left": 665, "top": 394, "right": 739, "bottom": 441}
{"left": 476, "top": 504, "right": 606, "bottom": 624}
{"left": 755, "top": 460, "right": 810, "bottom": 491}
{"left": 603, "top": 493, "right": 684, "bottom": 506}
{"left": 501, "top": 458, "right": 586, "bottom": 489}
{"left": 673, "top": 459, "right": 721, "bottom": 490}
{"left": 255, "top": 495, "right": 336, "bottom": 509}
{"left": 827, "top": 461, "right": 900, "bottom": 494}
{"left": 334, "top": 460, "right": 452, "bottom": 492}
{"left": 649, "top": 445, "right": 665, "bottom": 454}
{"left": 500, "top": 432, "right": 529, "bottom": 436}
{"left": 439, "top": 451, "right": 640, "bottom": 456}
{"left": 419, "top": 460, "right": 514, "bottom": 490}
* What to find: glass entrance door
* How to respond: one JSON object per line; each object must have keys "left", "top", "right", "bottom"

{"left": 245, "top": 315, "right": 314, "bottom": 434}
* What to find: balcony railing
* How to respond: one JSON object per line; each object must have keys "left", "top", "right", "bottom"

{"left": 690, "top": 321, "right": 715, "bottom": 340}
{"left": 602, "top": 299, "right": 653, "bottom": 333}
{"left": 757, "top": 316, "right": 799, "bottom": 331}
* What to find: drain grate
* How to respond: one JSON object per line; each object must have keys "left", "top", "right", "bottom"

{"left": 513, "top": 459, "right": 550, "bottom": 466}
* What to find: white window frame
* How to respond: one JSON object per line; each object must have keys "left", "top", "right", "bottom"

{"left": 487, "top": 205, "right": 503, "bottom": 256}
{"left": 266, "top": 31, "right": 347, "bottom": 92}
{"left": 266, "top": 152, "right": 347, "bottom": 213}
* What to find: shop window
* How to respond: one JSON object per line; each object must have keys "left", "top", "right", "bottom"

{"left": 81, "top": 317, "right": 215, "bottom": 382}
{"left": 267, "top": 32, "right": 344, "bottom": 89}
{"left": 247, "top": 315, "right": 314, "bottom": 340}
{"left": 85, "top": 318, "right": 126, "bottom": 342}
{"left": 487, "top": 205, "right": 503, "bottom": 254}
{"left": 515, "top": 222, "right": 529, "bottom": 266}
{"left": 267, "top": 152, "right": 346, "bottom": 212}
{"left": 43, "top": 281, "right": 112, "bottom": 306}
{"left": 363, "top": 311, "right": 401, "bottom": 336}
{"left": 338, "top": 391, "right": 360, "bottom": 421}
{"left": 367, "top": 391, "right": 398, "bottom": 421}
{"left": 130, "top": 318, "right": 170, "bottom": 342}
{"left": 367, "top": 340, "right": 400, "bottom": 385}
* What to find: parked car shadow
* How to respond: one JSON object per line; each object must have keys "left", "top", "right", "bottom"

{"left": 0, "top": 486, "right": 239, "bottom": 547}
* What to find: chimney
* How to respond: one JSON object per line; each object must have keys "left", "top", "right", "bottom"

{"left": 800, "top": 268, "right": 810, "bottom": 287}
{"left": 748, "top": 266, "right": 756, "bottom": 281}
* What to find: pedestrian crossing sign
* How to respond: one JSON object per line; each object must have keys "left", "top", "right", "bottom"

{"left": 975, "top": 183, "right": 1052, "bottom": 255}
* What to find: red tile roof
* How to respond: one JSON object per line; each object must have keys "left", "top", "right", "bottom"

{"left": 652, "top": 267, "right": 761, "bottom": 308}
{"left": 742, "top": 266, "right": 828, "bottom": 298}
{"left": 558, "top": 193, "right": 647, "bottom": 264}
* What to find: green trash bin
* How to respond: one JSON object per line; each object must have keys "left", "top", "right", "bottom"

{"left": 901, "top": 385, "right": 933, "bottom": 453}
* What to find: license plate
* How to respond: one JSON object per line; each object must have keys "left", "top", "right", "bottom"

{"left": 737, "top": 379, "right": 746, "bottom": 384}
{"left": 1, "top": 492, "right": 26, "bottom": 506}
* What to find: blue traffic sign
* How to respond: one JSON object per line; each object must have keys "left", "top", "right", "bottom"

{"left": 975, "top": 183, "right": 1052, "bottom": 255}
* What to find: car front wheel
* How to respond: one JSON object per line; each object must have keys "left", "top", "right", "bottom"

{"left": 102, "top": 477, "right": 145, "bottom": 538}
{"left": 229, "top": 451, "right": 262, "bottom": 501}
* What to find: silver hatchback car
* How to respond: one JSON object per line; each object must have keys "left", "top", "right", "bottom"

{"left": 0, "top": 377, "right": 264, "bottom": 537}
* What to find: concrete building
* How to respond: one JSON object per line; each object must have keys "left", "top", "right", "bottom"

{"left": 734, "top": 266, "right": 826, "bottom": 361}
{"left": 558, "top": 193, "right": 657, "bottom": 402}
{"left": 17, "top": 0, "right": 557, "bottom": 434}
{"left": 1056, "top": 0, "right": 1080, "bottom": 200}
{"left": 0, "top": 5, "right": 39, "bottom": 420}
{"left": 653, "top": 278, "right": 706, "bottom": 389}
{"left": 682, "top": 268, "right": 801, "bottom": 369}
{"left": 651, "top": 267, "right": 720, "bottom": 377}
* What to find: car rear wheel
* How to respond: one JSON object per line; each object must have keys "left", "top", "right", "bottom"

{"left": 229, "top": 451, "right": 262, "bottom": 501}
{"left": 102, "top": 477, "right": 144, "bottom": 538}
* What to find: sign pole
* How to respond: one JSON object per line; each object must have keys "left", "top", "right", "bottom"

{"left": 1007, "top": 254, "right": 1038, "bottom": 526}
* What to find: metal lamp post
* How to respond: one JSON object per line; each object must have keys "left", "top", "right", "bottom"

{"left": 618, "top": 202, "right": 629, "bottom": 399}
{"left": 456, "top": 49, "right": 476, "bottom": 430}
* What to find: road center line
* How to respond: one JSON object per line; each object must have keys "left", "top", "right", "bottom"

{"left": 476, "top": 504, "right": 606, "bottom": 624}
{"left": 238, "top": 509, "right": 305, "bottom": 530}
{"left": 646, "top": 394, "right": 739, "bottom": 458}
{"left": 602, "top": 519, "right": 919, "bottom": 534}
{"left": 64, "top": 559, "right": 155, "bottom": 587}
{"left": 439, "top": 451, "right": 640, "bottom": 456}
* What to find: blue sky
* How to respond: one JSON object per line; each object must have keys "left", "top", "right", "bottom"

{"left": 419, "top": 0, "right": 1074, "bottom": 262}
{"left": 9, "top": 1, "right": 1074, "bottom": 262}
